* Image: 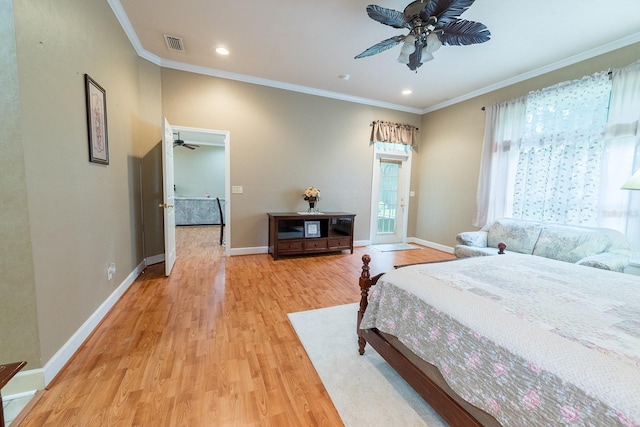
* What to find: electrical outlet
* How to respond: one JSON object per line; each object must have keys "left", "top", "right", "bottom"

{"left": 107, "top": 263, "right": 116, "bottom": 280}
{"left": 232, "top": 186, "right": 243, "bottom": 194}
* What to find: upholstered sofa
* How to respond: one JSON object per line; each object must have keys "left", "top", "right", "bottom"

{"left": 454, "top": 218, "right": 631, "bottom": 272}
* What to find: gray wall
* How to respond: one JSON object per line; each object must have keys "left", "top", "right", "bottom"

{"left": 174, "top": 145, "right": 226, "bottom": 198}
{"left": 160, "top": 68, "right": 422, "bottom": 248}
{"left": 2, "top": 0, "right": 162, "bottom": 368}
{"left": 0, "top": 0, "right": 40, "bottom": 370}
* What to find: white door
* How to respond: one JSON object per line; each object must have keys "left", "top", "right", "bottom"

{"left": 161, "top": 117, "right": 177, "bottom": 275}
{"left": 370, "top": 149, "right": 411, "bottom": 245}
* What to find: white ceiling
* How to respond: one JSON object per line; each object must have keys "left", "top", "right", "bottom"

{"left": 112, "top": 0, "right": 640, "bottom": 113}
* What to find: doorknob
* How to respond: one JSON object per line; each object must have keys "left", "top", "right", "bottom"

{"left": 159, "top": 203, "right": 174, "bottom": 208}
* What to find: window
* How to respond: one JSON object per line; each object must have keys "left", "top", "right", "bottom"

{"left": 476, "top": 61, "right": 640, "bottom": 258}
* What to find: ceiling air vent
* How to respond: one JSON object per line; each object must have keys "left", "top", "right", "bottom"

{"left": 164, "top": 34, "right": 185, "bottom": 52}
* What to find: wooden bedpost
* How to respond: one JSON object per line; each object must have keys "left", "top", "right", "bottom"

{"left": 358, "top": 254, "right": 383, "bottom": 355}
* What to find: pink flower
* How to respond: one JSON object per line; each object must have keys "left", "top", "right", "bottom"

{"left": 560, "top": 405, "right": 580, "bottom": 422}
{"left": 493, "top": 363, "right": 506, "bottom": 376}
{"left": 387, "top": 320, "right": 396, "bottom": 332}
{"left": 529, "top": 362, "right": 542, "bottom": 373}
{"left": 448, "top": 332, "right": 458, "bottom": 344}
{"left": 442, "top": 363, "right": 451, "bottom": 376}
{"left": 487, "top": 399, "right": 501, "bottom": 414}
{"left": 467, "top": 352, "right": 481, "bottom": 370}
{"left": 429, "top": 327, "right": 440, "bottom": 341}
{"left": 416, "top": 311, "right": 425, "bottom": 321}
{"left": 522, "top": 389, "right": 541, "bottom": 410}
{"left": 616, "top": 411, "right": 638, "bottom": 427}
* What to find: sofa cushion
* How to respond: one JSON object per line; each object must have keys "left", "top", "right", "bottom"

{"left": 487, "top": 218, "right": 544, "bottom": 254}
{"left": 456, "top": 230, "right": 488, "bottom": 247}
{"left": 577, "top": 253, "right": 628, "bottom": 272}
{"left": 532, "top": 225, "right": 610, "bottom": 263}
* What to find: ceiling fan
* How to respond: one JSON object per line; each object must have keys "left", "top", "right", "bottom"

{"left": 173, "top": 132, "right": 200, "bottom": 150}
{"left": 355, "top": 0, "right": 490, "bottom": 71}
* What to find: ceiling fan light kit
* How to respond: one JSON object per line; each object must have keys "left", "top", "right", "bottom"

{"left": 355, "top": 0, "right": 490, "bottom": 71}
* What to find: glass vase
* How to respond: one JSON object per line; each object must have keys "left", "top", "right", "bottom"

{"left": 307, "top": 198, "right": 318, "bottom": 213}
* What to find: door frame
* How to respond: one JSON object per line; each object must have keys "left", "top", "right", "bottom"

{"left": 369, "top": 145, "right": 412, "bottom": 245}
{"left": 172, "top": 125, "right": 231, "bottom": 257}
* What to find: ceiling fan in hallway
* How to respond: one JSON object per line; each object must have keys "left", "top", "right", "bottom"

{"left": 173, "top": 132, "right": 200, "bottom": 150}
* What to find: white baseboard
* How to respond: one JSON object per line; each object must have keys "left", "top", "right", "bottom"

{"left": 3, "top": 261, "right": 146, "bottom": 397}
{"left": 229, "top": 246, "right": 268, "bottom": 256}
{"left": 407, "top": 237, "right": 454, "bottom": 254}
{"left": 3, "top": 261, "right": 151, "bottom": 397}
{"left": 3, "top": 239, "right": 452, "bottom": 397}
{"left": 40, "top": 261, "right": 146, "bottom": 386}
{"left": 145, "top": 253, "right": 165, "bottom": 265}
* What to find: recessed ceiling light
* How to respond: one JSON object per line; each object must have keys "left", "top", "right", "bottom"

{"left": 216, "top": 47, "right": 229, "bottom": 55}
{"left": 402, "top": 89, "right": 412, "bottom": 95}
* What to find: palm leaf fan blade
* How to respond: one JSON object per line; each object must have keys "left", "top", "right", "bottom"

{"left": 424, "top": 0, "right": 477, "bottom": 24}
{"left": 355, "top": 35, "right": 406, "bottom": 59}
{"left": 439, "top": 20, "right": 490, "bottom": 46}
{"left": 366, "top": 5, "right": 407, "bottom": 28}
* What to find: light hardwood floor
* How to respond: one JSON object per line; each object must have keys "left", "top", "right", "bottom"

{"left": 17, "top": 226, "right": 453, "bottom": 426}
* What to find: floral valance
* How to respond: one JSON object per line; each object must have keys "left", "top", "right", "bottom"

{"left": 370, "top": 120, "right": 419, "bottom": 147}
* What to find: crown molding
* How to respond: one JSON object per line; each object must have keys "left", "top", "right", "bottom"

{"left": 108, "top": 0, "right": 639, "bottom": 115}
{"left": 107, "top": 0, "right": 421, "bottom": 114}
{"left": 421, "top": 32, "right": 640, "bottom": 114}
{"left": 158, "top": 58, "right": 423, "bottom": 114}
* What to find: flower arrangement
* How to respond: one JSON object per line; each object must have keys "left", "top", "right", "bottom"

{"left": 303, "top": 186, "right": 321, "bottom": 201}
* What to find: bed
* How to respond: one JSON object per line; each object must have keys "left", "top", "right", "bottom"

{"left": 356, "top": 253, "right": 640, "bottom": 426}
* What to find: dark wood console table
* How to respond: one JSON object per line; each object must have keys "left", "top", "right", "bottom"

{"left": 0, "top": 361, "right": 27, "bottom": 426}
{"left": 267, "top": 212, "right": 355, "bottom": 259}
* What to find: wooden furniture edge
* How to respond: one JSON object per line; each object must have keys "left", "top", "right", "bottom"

{"left": 393, "top": 257, "right": 459, "bottom": 269}
{"left": 0, "top": 361, "right": 27, "bottom": 426}
{"left": 356, "top": 254, "right": 484, "bottom": 427}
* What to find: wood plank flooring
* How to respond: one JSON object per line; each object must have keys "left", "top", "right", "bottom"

{"left": 17, "top": 226, "right": 453, "bottom": 426}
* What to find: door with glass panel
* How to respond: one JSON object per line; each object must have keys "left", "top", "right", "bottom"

{"left": 370, "top": 153, "right": 410, "bottom": 245}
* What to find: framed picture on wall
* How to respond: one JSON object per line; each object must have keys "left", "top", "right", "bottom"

{"left": 84, "top": 74, "right": 109, "bottom": 165}
{"left": 304, "top": 220, "right": 321, "bottom": 238}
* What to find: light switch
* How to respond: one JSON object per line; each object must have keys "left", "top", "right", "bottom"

{"left": 232, "top": 186, "right": 243, "bottom": 194}
{"left": 410, "top": 191, "right": 415, "bottom": 197}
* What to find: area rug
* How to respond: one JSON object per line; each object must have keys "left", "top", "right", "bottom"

{"left": 368, "top": 243, "right": 422, "bottom": 252}
{"left": 288, "top": 303, "right": 447, "bottom": 427}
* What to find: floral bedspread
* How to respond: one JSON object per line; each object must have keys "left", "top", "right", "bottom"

{"left": 360, "top": 254, "right": 640, "bottom": 426}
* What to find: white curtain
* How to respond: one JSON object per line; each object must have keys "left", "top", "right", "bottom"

{"left": 473, "top": 97, "right": 526, "bottom": 227}
{"left": 474, "top": 61, "right": 640, "bottom": 258}
{"left": 602, "top": 61, "right": 640, "bottom": 255}
{"left": 512, "top": 72, "right": 611, "bottom": 224}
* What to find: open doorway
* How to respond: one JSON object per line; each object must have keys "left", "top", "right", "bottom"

{"left": 171, "top": 126, "right": 230, "bottom": 256}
